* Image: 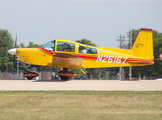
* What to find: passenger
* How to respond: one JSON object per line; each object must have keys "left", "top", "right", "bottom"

{"left": 87, "top": 49, "right": 94, "bottom": 54}
{"left": 81, "top": 49, "right": 88, "bottom": 53}
{"left": 70, "top": 46, "right": 74, "bottom": 52}
{"left": 79, "top": 46, "right": 87, "bottom": 53}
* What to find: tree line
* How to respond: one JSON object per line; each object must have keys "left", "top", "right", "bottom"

{"left": 0, "top": 28, "right": 162, "bottom": 79}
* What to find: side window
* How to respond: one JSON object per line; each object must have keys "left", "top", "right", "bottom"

{"left": 57, "top": 42, "right": 75, "bottom": 52}
{"left": 79, "top": 45, "right": 97, "bottom": 54}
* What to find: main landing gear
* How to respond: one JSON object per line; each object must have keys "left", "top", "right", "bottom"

{"left": 58, "top": 68, "right": 77, "bottom": 81}
{"left": 23, "top": 68, "right": 76, "bottom": 81}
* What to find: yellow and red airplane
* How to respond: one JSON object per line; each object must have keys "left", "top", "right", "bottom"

{"left": 8, "top": 28, "right": 154, "bottom": 80}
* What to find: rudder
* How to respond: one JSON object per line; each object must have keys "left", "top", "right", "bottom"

{"left": 131, "top": 28, "right": 154, "bottom": 60}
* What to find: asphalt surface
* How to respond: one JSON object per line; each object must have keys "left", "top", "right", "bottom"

{"left": 0, "top": 80, "right": 162, "bottom": 91}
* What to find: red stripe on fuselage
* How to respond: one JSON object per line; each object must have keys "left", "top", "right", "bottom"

{"left": 75, "top": 55, "right": 97, "bottom": 60}
{"left": 39, "top": 48, "right": 54, "bottom": 55}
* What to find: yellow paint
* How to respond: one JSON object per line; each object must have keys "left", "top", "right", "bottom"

{"left": 15, "top": 29, "right": 154, "bottom": 69}
{"left": 12, "top": 111, "right": 24, "bottom": 113}
{"left": 80, "top": 68, "right": 86, "bottom": 74}
{"left": 17, "top": 48, "right": 39, "bottom": 65}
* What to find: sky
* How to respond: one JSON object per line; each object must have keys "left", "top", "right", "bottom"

{"left": 0, "top": 0, "right": 162, "bottom": 48}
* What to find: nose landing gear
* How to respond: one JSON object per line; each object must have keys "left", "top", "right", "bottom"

{"left": 23, "top": 72, "right": 39, "bottom": 80}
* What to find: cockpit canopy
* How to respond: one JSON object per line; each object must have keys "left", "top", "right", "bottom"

{"left": 41, "top": 39, "right": 97, "bottom": 54}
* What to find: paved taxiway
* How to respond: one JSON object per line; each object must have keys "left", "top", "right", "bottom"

{"left": 0, "top": 80, "right": 162, "bottom": 91}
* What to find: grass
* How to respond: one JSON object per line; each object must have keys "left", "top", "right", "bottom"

{"left": 0, "top": 91, "right": 162, "bottom": 120}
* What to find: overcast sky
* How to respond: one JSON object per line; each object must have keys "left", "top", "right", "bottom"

{"left": 0, "top": 0, "right": 162, "bottom": 48}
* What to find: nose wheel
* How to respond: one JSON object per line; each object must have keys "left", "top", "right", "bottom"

{"left": 23, "top": 72, "right": 39, "bottom": 80}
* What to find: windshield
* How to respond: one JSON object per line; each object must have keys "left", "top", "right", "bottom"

{"left": 41, "top": 40, "right": 55, "bottom": 52}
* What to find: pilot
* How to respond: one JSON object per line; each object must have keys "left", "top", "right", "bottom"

{"left": 62, "top": 43, "right": 68, "bottom": 52}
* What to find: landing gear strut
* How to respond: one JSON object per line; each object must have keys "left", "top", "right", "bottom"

{"left": 58, "top": 68, "right": 76, "bottom": 81}
{"left": 63, "top": 68, "right": 68, "bottom": 71}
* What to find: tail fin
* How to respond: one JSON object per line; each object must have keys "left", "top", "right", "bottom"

{"left": 131, "top": 28, "right": 154, "bottom": 60}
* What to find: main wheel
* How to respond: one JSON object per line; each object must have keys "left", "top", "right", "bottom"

{"left": 26, "top": 77, "right": 34, "bottom": 80}
{"left": 60, "top": 76, "right": 69, "bottom": 81}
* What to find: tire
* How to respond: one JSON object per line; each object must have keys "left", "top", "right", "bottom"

{"left": 27, "top": 77, "right": 33, "bottom": 80}
{"left": 60, "top": 76, "right": 69, "bottom": 81}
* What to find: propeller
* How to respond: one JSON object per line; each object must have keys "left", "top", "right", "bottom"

{"left": 12, "top": 35, "right": 17, "bottom": 70}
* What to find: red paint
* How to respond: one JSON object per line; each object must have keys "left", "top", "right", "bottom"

{"left": 58, "top": 70, "right": 77, "bottom": 77}
{"left": 75, "top": 55, "right": 97, "bottom": 60}
{"left": 23, "top": 72, "right": 39, "bottom": 77}
{"left": 39, "top": 48, "right": 54, "bottom": 55}
{"left": 141, "top": 28, "right": 152, "bottom": 31}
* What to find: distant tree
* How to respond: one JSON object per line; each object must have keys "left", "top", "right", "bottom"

{"left": 27, "top": 42, "right": 42, "bottom": 48}
{"left": 0, "top": 29, "right": 14, "bottom": 72}
{"left": 36, "top": 66, "right": 60, "bottom": 73}
{"left": 19, "top": 43, "right": 26, "bottom": 48}
{"left": 76, "top": 39, "right": 97, "bottom": 46}
{"left": 18, "top": 42, "right": 42, "bottom": 48}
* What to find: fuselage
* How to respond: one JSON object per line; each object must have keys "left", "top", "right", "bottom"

{"left": 11, "top": 39, "right": 153, "bottom": 69}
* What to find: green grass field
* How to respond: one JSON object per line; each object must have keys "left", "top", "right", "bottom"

{"left": 0, "top": 91, "right": 162, "bottom": 120}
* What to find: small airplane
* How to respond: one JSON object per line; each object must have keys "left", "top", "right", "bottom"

{"left": 8, "top": 28, "right": 154, "bottom": 80}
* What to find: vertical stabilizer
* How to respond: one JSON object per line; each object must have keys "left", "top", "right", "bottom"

{"left": 131, "top": 28, "right": 154, "bottom": 59}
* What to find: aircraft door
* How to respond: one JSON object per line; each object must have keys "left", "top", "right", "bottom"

{"left": 52, "top": 41, "right": 83, "bottom": 68}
